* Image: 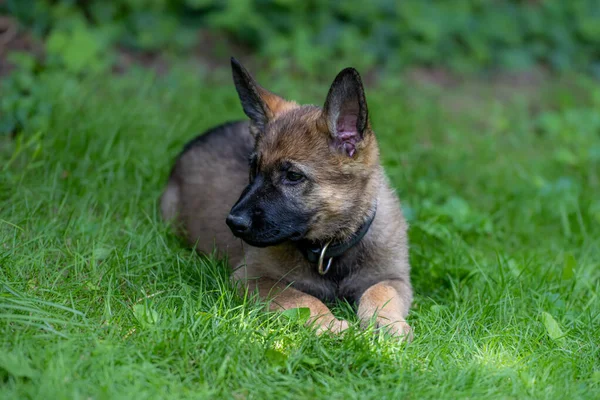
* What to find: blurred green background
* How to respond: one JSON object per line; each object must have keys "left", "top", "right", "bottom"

{"left": 2, "top": 0, "right": 600, "bottom": 75}
{"left": 2, "top": 0, "right": 600, "bottom": 136}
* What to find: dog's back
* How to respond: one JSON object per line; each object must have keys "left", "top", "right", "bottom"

{"left": 161, "top": 120, "right": 252, "bottom": 265}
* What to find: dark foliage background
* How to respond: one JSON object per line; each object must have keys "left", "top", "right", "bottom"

{"left": 3, "top": 0, "right": 600, "bottom": 75}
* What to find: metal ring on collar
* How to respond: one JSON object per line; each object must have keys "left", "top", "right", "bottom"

{"left": 318, "top": 240, "right": 333, "bottom": 275}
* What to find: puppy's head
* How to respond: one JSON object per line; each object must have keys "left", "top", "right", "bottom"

{"left": 226, "top": 58, "right": 380, "bottom": 247}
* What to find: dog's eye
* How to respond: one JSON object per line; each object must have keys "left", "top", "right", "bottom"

{"left": 285, "top": 171, "right": 304, "bottom": 183}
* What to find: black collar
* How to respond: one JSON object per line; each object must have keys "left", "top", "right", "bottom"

{"left": 296, "top": 207, "right": 377, "bottom": 266}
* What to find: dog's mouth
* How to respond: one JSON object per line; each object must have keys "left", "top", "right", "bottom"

{"left": 233, "top": 228, "right": 307, "bottom": 247}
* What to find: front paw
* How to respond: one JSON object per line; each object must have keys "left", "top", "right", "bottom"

{"left": 380, "top": 320, "right": 413, "bottom": 342}
{"left": 314, "top": 318, "right": 349, "bottom": 335}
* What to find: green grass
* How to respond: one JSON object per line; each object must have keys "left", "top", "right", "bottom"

{"left": 1, "top": 67, "right": 600, "bottom": 399}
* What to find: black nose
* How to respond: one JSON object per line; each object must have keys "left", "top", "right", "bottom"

{"left": 226, "top": 214, "right": 251, "bottom": 235}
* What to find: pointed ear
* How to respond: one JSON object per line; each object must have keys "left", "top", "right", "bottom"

{"left": 231, "top": 57, "right": 294, "bottom": 134}
{"left": 322, "top": 68, "right": 369, "bottom": 157}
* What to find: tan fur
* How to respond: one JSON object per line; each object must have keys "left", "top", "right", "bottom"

{"left": 247, "top": 277, "right": 349, "bottom": 334}
{"left": 357, "top": 281, "right": 413, "bottom": 339}
{"left": 161, "top": 62, "right": 413, "bottom": 338}
{"left": 258, "top": 88, "right": 298, "bottom": 117}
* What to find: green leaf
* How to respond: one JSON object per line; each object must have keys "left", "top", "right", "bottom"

{"left": 0, "top": 352, "right": 37, "bottom": 379}
{"left": 281, "top": 307, "right": 310, "bottom": 322}
{"left": 265, "top": 348, "right": 287, "bottom": 366}
{"left": 46, "top": 31, "right": 70, "bottom": 55}
{"left": 92, "top": 247, "right": 113, "bottom": 262}
{"left": 132, "top": 304, "right": 159, "bottom": 327}
{"left": 554, "top": 148, "right": 579, "bottom": 166}
{"left": 541, "top": 312, "right": 566, "bottom": 345}
{"left": 6, "top": 52, "right": 37, "bottom": 71}
{"left": 300, "top": 356, "right": 320, "bottom": 367}
{"left": 46, "top": 26, "right": 109, "bottom": 73}
{"left": 85, "top": 281, "right": 100, "bottom": 291}
{"left": 430, "top": 304, "right": 448, "bottom": 313}
{"left": 562, "top": 254, "right": 576, "bottom": 281}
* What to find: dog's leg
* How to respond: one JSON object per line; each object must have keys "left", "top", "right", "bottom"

{"left": 160, "top": 180, "right": 180, "bottom": 222}
{"left": 357, "top": 279, "right": 413, "bottom": 340}
{"left": 247, "top": 277, "right": 349, "bottom": 334}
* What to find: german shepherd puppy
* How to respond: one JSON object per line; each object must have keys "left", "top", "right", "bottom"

{"left": 161, "top": 58, "right": 412, "bottom": 338}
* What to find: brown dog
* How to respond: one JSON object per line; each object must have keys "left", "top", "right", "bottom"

{"left": 161, "top": 58, "right": 412, "bottom": 338}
